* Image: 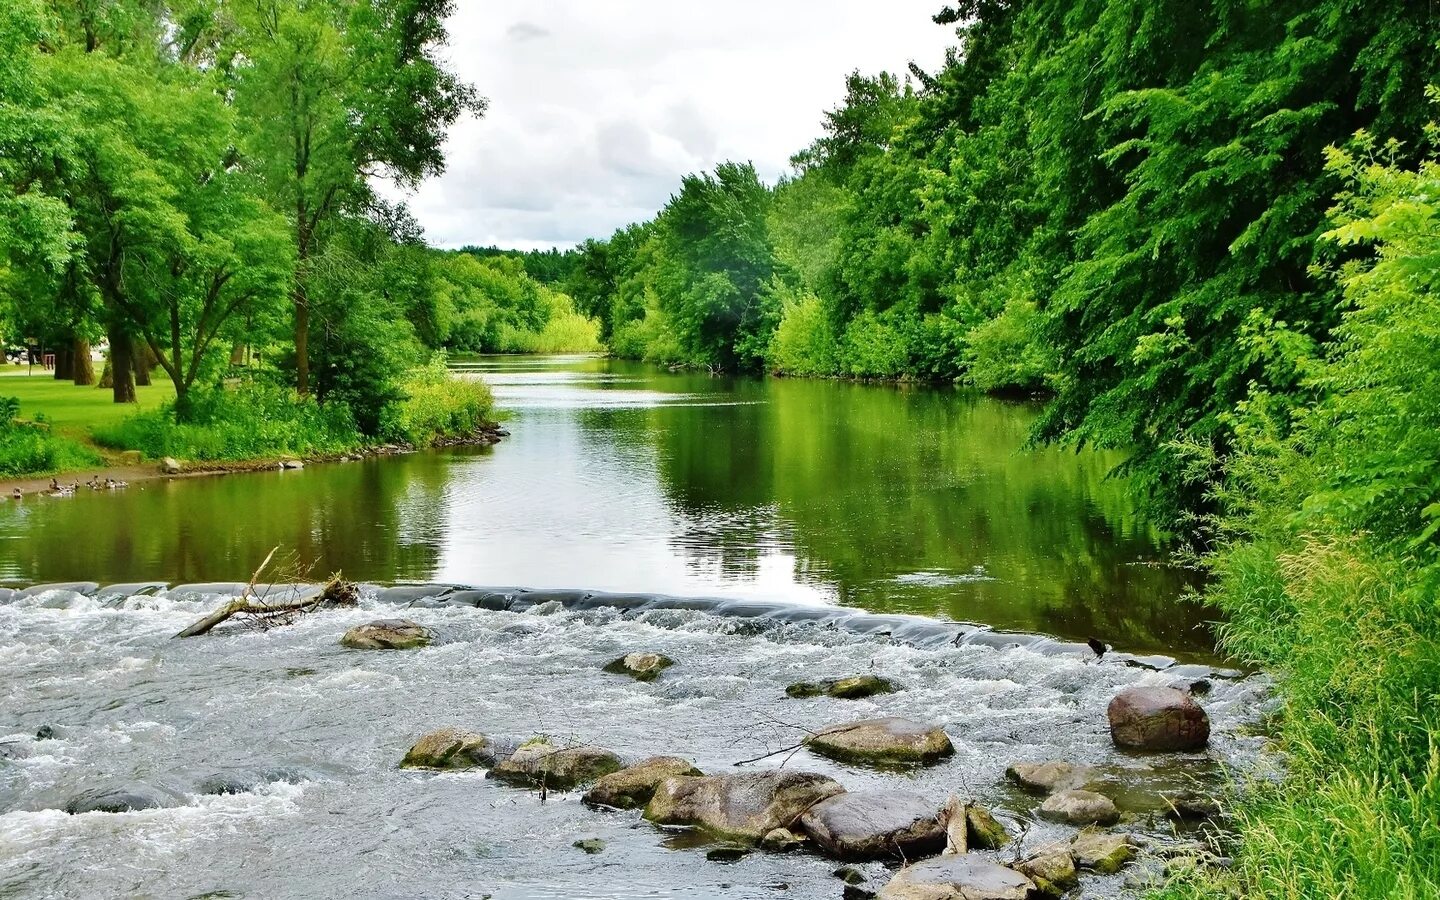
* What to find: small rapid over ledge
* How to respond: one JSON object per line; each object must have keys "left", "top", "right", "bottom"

{"left": 0, "top": 583, "right": 1270, "bottom": 899}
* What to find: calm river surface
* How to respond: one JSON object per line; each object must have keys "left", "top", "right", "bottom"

{"left": 0, "top": 355, "right": 1209, "bottom": 657}
{"left": 0, "top": 357, "right": 1261, "bottom": 900}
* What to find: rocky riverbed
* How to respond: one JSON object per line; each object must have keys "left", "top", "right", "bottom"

{"left": 0, "top": 583, "right": 1274, "bottom": 898}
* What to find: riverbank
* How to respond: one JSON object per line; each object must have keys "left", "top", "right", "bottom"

{"left": 0, "top": 422, "right": 508, "bottom": 498}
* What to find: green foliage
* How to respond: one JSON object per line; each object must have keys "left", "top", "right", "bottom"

{"left": 838, "top": 309, "right": 908, "bottom": 378}
{"left": 379, "top": 361, "right": 495, "bottom": 447}
{"left": 0, "top": 394, "right": 102, "bottom": 475}
{"left": 765, "top": 283, "right": 838, "bottom": 376}
{"left": 962, "top": 298, "right": 1053, "bottom": 393}
{"left": 93, "top": 381, "right": 360, "bottom": 462}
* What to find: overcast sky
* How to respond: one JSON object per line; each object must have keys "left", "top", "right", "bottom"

{"left": 392, "top": 2, "right": 958, "bottom": 251}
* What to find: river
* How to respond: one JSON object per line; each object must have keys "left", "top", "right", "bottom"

{"left": 0, "top": 356, "right": 1266, "bottom": 899}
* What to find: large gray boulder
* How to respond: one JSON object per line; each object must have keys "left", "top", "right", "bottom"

{"left": 878, "top": 854, "right": 1037, "bottom": 900}
{"left": 582, "top": 756, "right": 702, "bottom": 809}
{"left": 807, "top": 718, "right": 954, "bottom": 766}
{"left": 798, "top": 790, "right": 945, "bottom": 861}
{"left": 1038, "top": 789, "right": 1119, "bottom": 826}
{"left": 400, "top": 728, "right": 496, "bottom": 769}
{"left": 339, "top": 619, "right": 433, "bottom": 650}
{"left": 1108, "top": 686, "right": 1210, "bottom": 751}
{"left": 490, "top": 737, "right": 623, "bottom": 791}
{"left": 644, "top": 770, "right": 845, "bottom": 843}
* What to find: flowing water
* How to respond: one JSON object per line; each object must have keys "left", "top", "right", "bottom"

{"left": 0, "top": 356, "right": 1268, "bottom": 899}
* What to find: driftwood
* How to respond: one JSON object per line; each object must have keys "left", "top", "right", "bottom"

{"left": 175, "top": 548, "right": 359, "bottom": 638}
{"left": 941, "top": 794, "right": 970, "bottom": 855}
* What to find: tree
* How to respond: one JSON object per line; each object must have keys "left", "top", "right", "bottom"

{"left": 228, "top": 0, "right": 484, "bottom": 396}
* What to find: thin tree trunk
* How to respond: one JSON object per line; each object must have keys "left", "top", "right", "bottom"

{"left": 72, "top": 339, "right": 94, "bottom": 385}
{"left": 294, "top": 281, "right": 310, "bottom": 396}
{"left": 107, "top": 324, "right": 136, "bottom": 404}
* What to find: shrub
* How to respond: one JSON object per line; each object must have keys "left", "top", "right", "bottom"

{"left": 962, "top": 297, "right": 1054, "bottom": 392}
{"left": 765, "top": 284, "right": 839, "bottom": 376}
{"left": 380, "top": 362, "right": 495, "bottom": 447}
{"left": 839, "top": 309, "right": 908, "bottom": 377}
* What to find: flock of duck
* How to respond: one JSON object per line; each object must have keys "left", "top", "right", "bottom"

{"left": 9, "top": 476, "right": 128, "bottom": 500}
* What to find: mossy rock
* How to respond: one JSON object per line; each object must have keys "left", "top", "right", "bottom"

{"left": 400, "top": 728, "right": 496, "bottom": 770}
{"left": 582, "top": 756, "right": 702, "bottom": 809}
{"left": 490, "top": 736, "right": 623, "bottom": 791}
{"left": 966, "top": 804, "right": 1011, "bottom": 849}
{"left": 1071, "top": 829, "right": 1138, "bottom": 874}
{"left": 603, "top": 652, "right": 674, "bottom": 682}
{"left": 339, "top": 619, "right": 433, "bottom": 650}
{"left": 806, "top": 717, "right": 954, "bottom": 767}
{"left": 786, "top": 675, "right": 896, "bottom": 700}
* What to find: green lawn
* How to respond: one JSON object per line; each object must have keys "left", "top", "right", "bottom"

{"left": 0, "top": 367, "right": 175, "bottom": 438}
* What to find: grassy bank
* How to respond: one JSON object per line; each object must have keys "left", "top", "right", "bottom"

{"left": 0, "top": 363, "right": 496, "bottom": 476}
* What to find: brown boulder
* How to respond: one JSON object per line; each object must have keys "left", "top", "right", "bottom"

{"left": 1108, "top": 686, "right": 1210, "bottom": 751}
{"left": 644, "top": 770, "right": 844, "bottom": 842}
{"left": 807, "top": 718, "right": 954, "bottom": 766}
{"left": 798, "top": 790, "right": 945, "bottom": 861}
{"left": 878, "top": 854, "right": 1036, "bottom": 900}
{"left": 582, "top": 756, "right": 701, "bottom": 808}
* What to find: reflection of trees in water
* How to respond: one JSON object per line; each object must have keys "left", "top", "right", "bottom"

{"left": 633, "top": 372, "right": 1208, "bottom": 652}
{"left": 0, "top": 454, "right": 457, "bottom": 584}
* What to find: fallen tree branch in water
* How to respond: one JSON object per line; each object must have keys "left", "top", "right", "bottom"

{"left": 174, "top": 548, "right": 359, "bottom": 638}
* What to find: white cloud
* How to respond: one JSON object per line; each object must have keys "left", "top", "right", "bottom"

{"left": 386, "top": 1, "right": 957, "bottom": 250}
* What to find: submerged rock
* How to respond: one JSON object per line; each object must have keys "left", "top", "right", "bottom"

{"left": 1070, "top": 830, "right": 1138, "bottom": 873}
{"left": 1015, "top": 847, "right": 1078, "bottom": 898}
{"left": 602, "top": 652, "right": 674, "bottom": 682}
{"left": 798, "top": 790, "right": 945, "bottom": 861}
{"left": 1039, "top": 789, "right": 1120, "bottom": 826}
{"left": 339, "top": 619, "right": 433, "bottom": 650}
{"left": 706, "top": 846, "right": 751, "bottom": 863}
{"left": 807, "top": 718, "right": 954, "bottom": 767}
{"left": 1164, "top": 791, "right": 1222, "bottom": 820}
{"left": 490, "top": 737, "right": 622, "bottom": 791}
{"left": 1005, "top": 760, "right": 1093, "bottom": 794}
{"left": 878, "top": 854, "right": 1036, "bottom": 900}
{"left": 760, "top": 827, "right": 807, "bottom": 852}
{"left": 643, "top": 770, "right": 845, "bottom": 842}
{"left": 786, "top": 675, "right": 897, "bottom": 700}
{"left": 583, "top": 756, "right": 702, "bottom": 809}
{"left": 965, "top": 805, "right": 1011, "bottom": 850}
{"left": 0, "top": 742, "right": 29, "bottom": 761}
{"left": 65, "top": 784, "right": 172, "bottom": 814}
{"left": 573, "top": 838, "right": 606, "bottom": 854}
{"left": 400, "top": 728, "right": 497, "bottom": 770}
{"left": 1108, "top": 686, "right": 1210, "bottom": 751}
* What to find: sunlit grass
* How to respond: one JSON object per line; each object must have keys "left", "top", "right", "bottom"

{"left": 0, "top": 367, "right": 175, "bottom": 437}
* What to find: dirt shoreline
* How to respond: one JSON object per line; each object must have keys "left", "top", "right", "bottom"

{"left": 1, "top": 424, "right": 508, "bottom": 498}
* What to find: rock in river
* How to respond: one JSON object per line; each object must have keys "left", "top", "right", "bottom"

{"left": 1039, "top": 789, "right": 1119, "bottom": 826}
{"left": 603, "top": 652, "right": 674, "bottom": 682}
{"left": 644, "top": 770, "right": 845, "bottom": 843}
{"left": 786, "top": 675, "right": 896, "bottom": 699}
{"left": 65, "top": 784, "right": 173, "bottom": 814}
{"left": 1005, "top": 760, "right": 1093, "bottom": 794}
{"left": 877, "top": 854, "right": 1037, "bottom": 900}
{"left": 490, "top": 737, "right": 623, "bottom": 791}
{"left": 583, "top": 756, "right": 702, "bottom": 809}
{"left": 807, "top": 718, "right": 954, "bottom": 766}
{"left": 400, "top": 728, "right": 497, "bottom": 770}
{"left": 1070, "top": 829, "right": 1138, "bottom": 873}
{"left": 339, "top": 619, "right": 433, "bottom": 650}
{"left": 1108, "top": 686, "right": 1210, "bottom": 751}
{"left": 160, "top": 456, "right": 182, "bottom": 475}
{"left": 798, "top": 790, "right": 945, "bottom": 861}
{"left": 1015, "top": 847, "right": 1078, "bottom": 898}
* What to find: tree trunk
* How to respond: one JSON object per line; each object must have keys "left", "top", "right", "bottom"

{"left": 107, "top": 325, "right": 136, "bottom": 404}
{"left": 294, "top": 281, "right": 310, "bottom": 396}
{"left": 53, "top": 344, "right": 73, "bottom": 380}
{"left": 72, "top": 339, "right": 95, "bottom": 385}
{"left": 97, "top": 357, "right": 112, "bottom": 388}
{"left": 133, "top": 342, "right": 154, "bottom": 386}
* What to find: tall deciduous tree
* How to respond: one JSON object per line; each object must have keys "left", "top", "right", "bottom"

{"left": 228, "top": 0, "right": 483, "bottom": 395}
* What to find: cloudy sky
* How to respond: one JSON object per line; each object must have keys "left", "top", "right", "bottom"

{"left": 393, "top": 2, "right": 959, "bottom": 251}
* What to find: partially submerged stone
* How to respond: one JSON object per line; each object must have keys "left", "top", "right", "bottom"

{"left": 65, "top": 784, "right": 172, "bottom": 814}
{"left": 160, "top": 456, "right": 182, "bottom": 475}
{"left": 339, "top": 619, "right": 433, "bottom": 650}
{"left": 1070, "top": 829, "right": 1138, "bottom": 874}
{"left": 603, "top": 652, "right": 675, "bottom": 682}
{"left": 1039, "top": 788, "right": 1119, "bottom": 826}
{"left": 1108, "top": 686, "right": 1210, "bottom": 751}
{"left": 490, "top": 737, "right": 623, "bottom": 791}
{"left": 1005, "top": 760, "right": 1093, "bottom": 794}
{"left": 1015, "top": 847, "right": 1078, "bottom": 898}
{"left": 786, "top": 675, "right": 897, "bottom": 700}
{"left": 878, "top": 854, "right": 1037, "bottom": 900}
{"left": 643, "top": 770, "right": 845, "bottom": 843}
{"left": 1164, "top": 791, "right": 1221, "bottom": 820}
{"left": 573, "top": 838, "right": 606, "bottom": 854}
{"left": 806, "top": 718, "right": 954, "bottom": 767}
{"left": 798, "top": 790, "right": 945, "bottom": 861}
{"left": 583, "top": 756, "right": 702, "bottom": 809}
{"left": 400, "top": 728, "right": 496, "bottom": 770}
{"left": 760, "top": 827, "right": 807, "bottom": 852}
{"left": 965, "top": 805, "right": 1010, "bottom": 850}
